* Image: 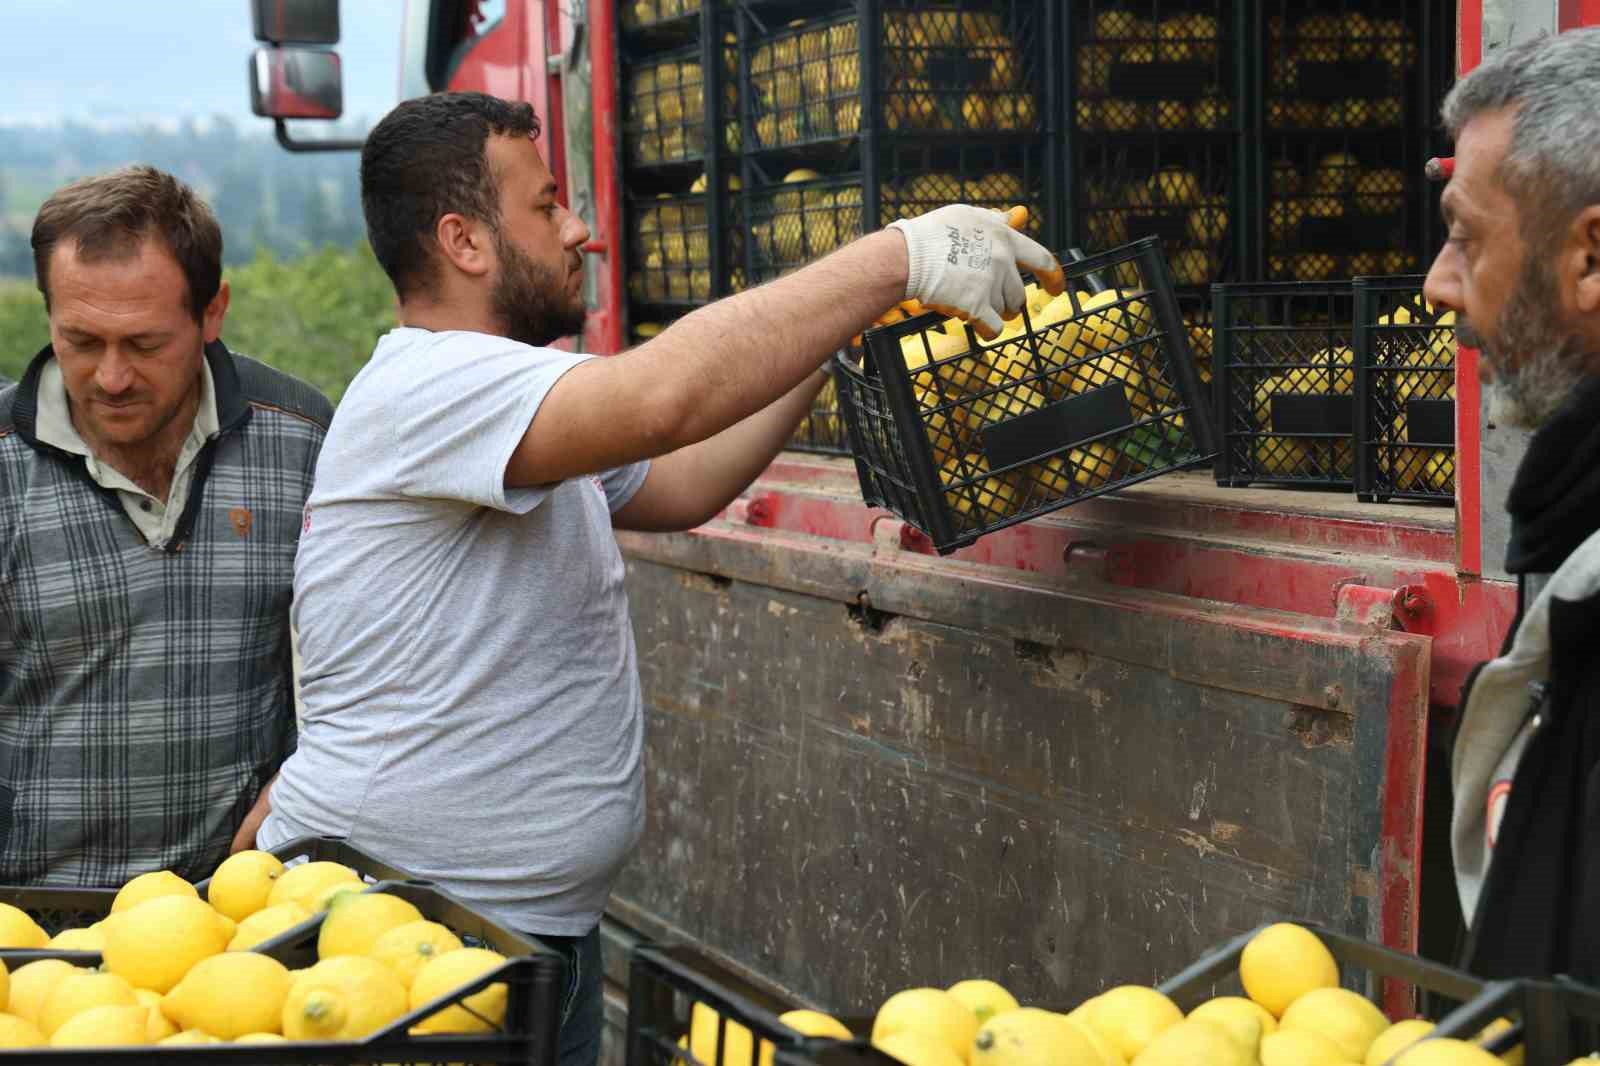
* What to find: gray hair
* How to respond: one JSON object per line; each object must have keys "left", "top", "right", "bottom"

{"left": 1442, "top": 27, "right": 1600, "bottom": 246}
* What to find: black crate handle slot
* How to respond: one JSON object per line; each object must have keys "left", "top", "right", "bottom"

{"left": 1296, "top": 59, "right": 1397, "bottom": 100}
{"left": 1109, "top": 61, "right": 1216, "bottom": 99}
{"left": 1405, "top": 399, "right": 1455, "bottom": 447}
{"left": 1270, "top": 394, "right": 1354, "bottom": 436}
{"left": 979, "top": 384, "right": 1135, "bottom": 471}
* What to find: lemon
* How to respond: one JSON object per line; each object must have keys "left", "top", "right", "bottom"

{"left": 39, "top": 971, "right": 138, "bottom": 1036}
{"left": 974, "top": 1007, "right": 1100, "bottom": 1066}
{"left": 691, "top": 1002, "right": 772, "bottom": 1066}
{"left": 0, "top": 1013, "right": 44, "bottom": 1048}
{"left": 1241, "top": 923, "right": 1341, "bottom": 1017}
{"left": 206, "top": 850, "right": 285, "bottom": 922}
{"left": 318, "top": 891, "right": 424, "bottom": 959}
{"left": 1281, "top": 987, "right": 1390, "bottom": 1061}
{"left": 7, "top": 960, "right": 78, "bottom": 1027}
{"left": 159, "top": 1029, "right": 223, "bottom": 1044}
{"left": 1261, "top": 1027, "right": 1354, "bottom": 1066}
{"left": 1369, "top": 1019, "right": 1437, "bottom": 1065}
{"left": 410, "top": 947, "right": 509, "bottom": 1034}
{"left": 162, "top": 951, "right": 292, "bottom": 1040}
{"left": 1393, "top": 1038, "right": 1504, "bottom": 1065}
{"left": 46, "top": 927, "right": 103, "bottom": 952}
{"left": 0, "top": 904, "right": 48, "bottom": 949}
{"left": 228, "top": 901, "right": 312, "bottom": 951}
{"left": 312, "top": 881, "right": 366, "bottom": 913}
{"left": 876, "top": 1029, "right": 967, "bottom": 1066}
{"left": 266, "top": 860, "right": 362, "bottom": 911}
{"left": 873, "top": 988, "right": 980, "bottom": 1064}
{"left": 237, "top": 1031, "right": 289, "bottom": 1042}
{"left": 1064, "top": 1014, "right": 1127, "bottom": 1066}
{"left": 1132, "top": 1017, "right": 1254, "bottom": 1066}
{"left": 369, "top": 920, "right": 465, "bottom": 990}
{"left": 1083, "top": 987, "right": 1184, "bottom": 1061}
{"left": 282, "top": 955, "right": 409, "bottom": 1040}
{"left": 136, "top": 987, "right": 179, "bottom": 1041}
{"left": 779, "top": 1008, "right": 853, "bottom": 1041}
{"left": 1476, "top": 1018, "right": 1524, "bottom": 1066}
{"left": 948, "top": 979, "right": 1021, "bottom": 1026}
{"left": 111, "top": 870, "right": 198, "bottom": 913}
{"left": 49, "top": 1003, "right": 150, "bottom": 1047}
{"left": 101, "top": 895, "right": 233, "bottom": 993}
{"left": 1192, "top": 996, "right": 1279, "bottom": 1042}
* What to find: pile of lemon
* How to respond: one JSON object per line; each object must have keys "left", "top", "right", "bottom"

{"left": 0, "top": 849, "right": 514, "bottom": 1048}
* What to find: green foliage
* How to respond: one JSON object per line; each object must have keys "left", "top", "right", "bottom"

{"left": 0, "top": 242, "right": 393, "bottom": 402}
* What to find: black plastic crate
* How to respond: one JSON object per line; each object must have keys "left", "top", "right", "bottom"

{"left": 1261, "top": 7, "right": 1417, "bottom": 132}
{"left": 627, "top": 943, "right": 815, "bottom": 1066}
{"left": 835, "top": 237, "right": 1214, "bottom": 554}
{"left": 628, "top": 190, "right": 724, "bottom": 306}
{"left": 740, "top": 2, "right": 1046, "bottom": 154}
{"left": 1069, "top": 1, "right": 1239, "bottom": 136}
{"left": 622, "top": 0, "right": 702, "bottom": 30}
{"left": 746, "top": 168, "right": 867, "bottom": 286}
{"left": 790, "top": 367, "right": 851, "bottom": 455}
{"left": 1213, "top": 280, "right": 1359, "bottom": 489}
{"left": 1262, "top": 142, "right": 1425, "bottom": 283}
{"left": 1179, "top": 290, "right": 1213, "bottom": 386}
{"left": 1429, "top": 978, "right": 1600, "bottom": 1063}
{"left": 625, "top": 42, "right": 737, "bottom": 166}
{"left": 1078, "top": 140, "right": 1237, "bottom": 287}
{"left": 879, "top": 141, "right": 1047, "bottom": 232}
{"left": 1354, "top": 275, "right": 1456, "bottom": 504}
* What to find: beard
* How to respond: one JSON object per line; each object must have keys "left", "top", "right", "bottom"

{"left": 490, "top": 231, "right": 587, "bottom": 347}
{"left": 1458, "top": 258, "right": 1589, "bottom": 431}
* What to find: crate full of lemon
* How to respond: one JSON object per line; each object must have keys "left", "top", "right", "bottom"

{"left": 0, "top": 848, "right": 557, "bottom": 1055}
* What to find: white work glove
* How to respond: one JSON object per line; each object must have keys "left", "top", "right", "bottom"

{"left": 888, "top": 204, "right": 1064, "bottom": 340}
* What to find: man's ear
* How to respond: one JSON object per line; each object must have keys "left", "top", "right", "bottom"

{"left": 434, "top": 213, "right": 495, "bottom": 279}
{"left": 1571, "top": 204, "right": 1600, "bottom": 316}
{"left": 202, "top": 280, "right": 230, "bottom": 344}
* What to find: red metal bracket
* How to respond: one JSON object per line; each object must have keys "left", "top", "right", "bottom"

{"left": 1335, "top": 582, "right": 1432, "bottom": 632}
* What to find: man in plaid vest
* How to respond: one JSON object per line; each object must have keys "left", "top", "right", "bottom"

{"left": 0, "top": 166, "right": 331, "bottom": 886}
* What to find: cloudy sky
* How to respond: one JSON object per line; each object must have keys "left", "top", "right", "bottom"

{"left": 0, "top": 0, "right": 406, "bottom": 129}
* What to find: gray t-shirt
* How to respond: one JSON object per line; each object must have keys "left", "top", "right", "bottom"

{"left": 259, "top": 327, "right": 650, "bottom": 935}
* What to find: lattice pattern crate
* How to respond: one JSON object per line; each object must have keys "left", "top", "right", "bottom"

{"left": 1354, "top": 275, "right": 1456, "bottom": 504}
{"left": 1072, "top": 1, "right": 1236, "bottom": 135}
{"left": 836, "top": 238, "right": 1214, "bottom": 553}
{"left": 1263, "top": 146, "right": 1422, "bottom": 283}
{"left": 1262, "top": 7, "right": 1416, "bottom": 132}
{"left": 1079, "top": 142, "right": 1234, "bottom": 288}
{"left": 625, "top": 43, "right": 737, "bottom": 165}
{"left": 621, "top": 0, "right": 701, "bottom": 29}
{"left": 789, "top": 369, "right": 850, "bottom": 455}
{"left": 746, "top": 171, "right": 867, "bottom": 287}
{"left": 1213, "top": 281, "right": 1359, "bottom": 489}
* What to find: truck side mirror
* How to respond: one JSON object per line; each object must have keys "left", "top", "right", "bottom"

{"left": 250, "top": 47, "right": 344, "bottom": 120}
{"left": 251, "top": 0, "right": 340, "bottom": 45}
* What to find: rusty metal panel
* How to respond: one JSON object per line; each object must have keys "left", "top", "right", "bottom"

{"left": 610, "top": 527, "right": 1429, "bottom": 1014}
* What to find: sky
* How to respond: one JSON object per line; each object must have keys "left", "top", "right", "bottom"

{"left": 0, "top": 0, "right": 407, "bottom": 131}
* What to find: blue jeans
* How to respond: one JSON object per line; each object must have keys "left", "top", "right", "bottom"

{"left": 536, "top": 926, "right": 603, "bottom": 1066}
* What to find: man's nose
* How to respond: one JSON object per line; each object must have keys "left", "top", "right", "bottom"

{"left": 1422, "top": 245, "right": 1462, "bottom": 315}
{"left": 563, "top": 211, "right": 592, "bottom": 251}
{"left": 95, "top": 350, "right": 136, "bottom": 394}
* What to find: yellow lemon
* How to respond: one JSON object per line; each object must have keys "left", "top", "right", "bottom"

{"left": 1064, "top": 1014, "right": 1126, "bottom": 1066}
{"left": 39, "top": 971, "right": 138, "bottom": 1036}
{"left": 1368, "top": 1019, "right": 1437, "bottom": 1065}
{"left": 101, "top": 895, "right": 232, "bottom": 993}
{"left": 409, "top": 947, "right": 508, "bottom": 1034}
{"left": 1476, "top": 1018, "right": 1524, "bottom": 1066}
{"left": 162, "top": 951, "right": 292, "bottom": 1040}
{"left": 46, "top": 927, "right": 103, "bottom": 952}
{"left": 1262, "top": 1027, "right": 1354, "bottom": 1066}
{"left": 237, "top": 1031, "right": 289, "bottom": 1043}
{"left": 228, "top": 901, "right": 312, "bottom": 951}
{"left": 159, "top": 1029, "right": 223, "bottom": 1044}
{"left": 311, "top": 882, "right": 365, "bottom": 914}
{"left": 0, "top": 1012, "right": 44, "bottom": 1048}
{"left": 7, "top": 960, "right": 78, "bottom": 1027}
{"left": 875, "top": 1029, "right": 967, "bottom": 1066}
{"left": 1280, "top": 987, "right": 1390, "bottom": 1061}
{"left": 49, "top": 1003, "right": 150, "bottom": 1047}
{"left": 0, "top": 904, "right": 48, "bottom": 949}
{"left": 206, "top": 850, "right": 285, "bottom": 922}
{"left": 318, "top": 891, "right": 424, "bottom": 960}
{"left": 974, "top": 1007, "right": 1101, "bottom": 1066}
{"left": 282, "top": 955, "right": 408, "bottom": 1041}
{"left": 111, "top": 870, "right": 198, "bottom": 914}
{"left": 368, "top": 919, "right": 464, "bottom": 990}
{"left": 136, "top": 987, "right": 179, "bottom": 1041}
{"left": 947, "top": 979, "right": 1021, "bottom": 1026}
{"left": 873, "top": 988, "right": 980, "bottom": 1064}
{"left": 779, "top": 1008, "right": 853, "bottom": 1041}
{"left": 691, "top": 1002, "right": 773, "bottom": 1066}
{"left": 1132, "top": 1017, "right": 1254, "bottom": 1066}
{"left": 1083, "top": 987, "right": 1184, "bottom": 1061}
{"left": 1393, "top": 1038, "right": 1505, "bottom": 1065}
{"left": 1192, "top": 996, "right": 1279, "bottom": 1041}
{"left": 266, "top": 860, "right": 363, "bottom": 911}
{"left": 1241, "top": 923, "right": 1341, "bottom": 1017}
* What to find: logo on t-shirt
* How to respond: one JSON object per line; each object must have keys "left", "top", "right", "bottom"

{"left": 1486, "top": 779, "right": 1512, "bottom": 849}
{"left": 302, "top": 504, "right": 313, "bottom": 533}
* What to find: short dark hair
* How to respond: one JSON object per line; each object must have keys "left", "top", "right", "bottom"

{"left": 361, "top": 92, "right": 542, "bottom": 300}
{"left": 31, "top": 165, "right": 223, "bottom": 323}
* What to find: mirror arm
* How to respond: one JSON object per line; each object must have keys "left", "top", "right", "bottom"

{"left": 274, "top": 118, "right": 364, "bottom": 153}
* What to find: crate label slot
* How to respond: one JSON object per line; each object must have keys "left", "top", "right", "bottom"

{"left": 1125, "top": 212, "right": 1192, "bottom": 248}
{"left": 979, "top": 383, "right": 1135, "bottom": 471}
{"left": 1108, "top": 61, "right": 1215, "bottom": 100}
{"left": 1294, "top": 59, "right": 1395, "bottom": 100}
{"left": 1299, "top": 213, "right": 1405, "bottom": 253}
{"left": 1271, "top": 394, "right": 1355, "bottom": 436}
{"left": 1404, "top": 399, "right": 1455, "bottom": 447}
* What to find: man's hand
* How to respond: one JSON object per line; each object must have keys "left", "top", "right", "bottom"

{"left": 888, "top": 205, "right": 1063, "bottom": 339}
{"left": 230, "top": 773, "right": 277, "bottom": 854}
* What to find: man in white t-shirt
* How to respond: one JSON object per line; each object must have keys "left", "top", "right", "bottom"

{"left": 254, "top": 91, "right": 1057, "bottom": 1063}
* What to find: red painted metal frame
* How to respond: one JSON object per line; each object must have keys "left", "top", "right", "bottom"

{"left": 583, "top": 0, "right": 626, "bottom": 357}
{"left": 1455, "top": 1, "right": 1485, "bottom": 577}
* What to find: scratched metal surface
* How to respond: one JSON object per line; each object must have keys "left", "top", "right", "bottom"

{"left": 610, "top": 546, "right": 1424, "bottom": 1013}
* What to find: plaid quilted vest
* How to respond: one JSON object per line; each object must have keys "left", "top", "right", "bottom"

{"left": 0, "top": 341, "right": 331, "bottom": 885}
